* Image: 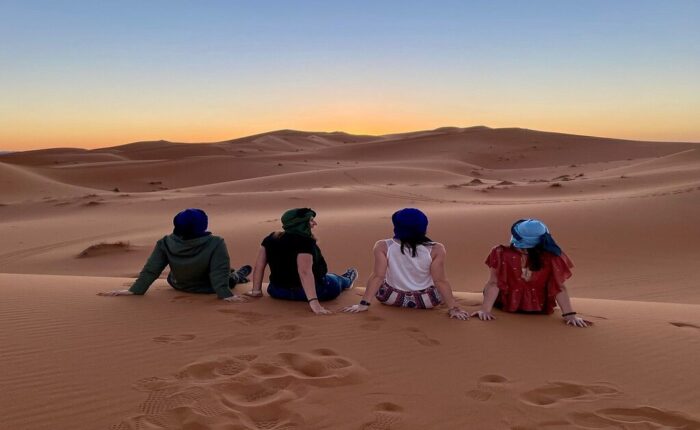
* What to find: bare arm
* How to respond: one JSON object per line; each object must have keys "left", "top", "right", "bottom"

{"left": 246, "top": 246, "right": 267, "bottom": 297}
{"left": 297, "top": 253, "right": 330, "bottom": 315}
{"left": 98, "top": 240, "right": 167, "bottom": 296}
{"left": 363, "top": 240, "right": 388, "bottom": 302}
{"left": 555, "top": 285, "right": 588, "bottom": 327}
{"left": 473, "top": 268, "right": 499, "bottom": 320}
{"left": 430, "top": 244, "right": 469, "bottom": 320}
{"left": 343, "top": 240, "right": 387, "bottom": 313}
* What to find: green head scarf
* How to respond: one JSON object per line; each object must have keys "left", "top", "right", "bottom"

{"left": 281, "top": 208, "right": 316, "bottom": 238}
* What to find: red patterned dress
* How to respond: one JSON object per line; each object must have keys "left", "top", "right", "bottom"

{"left": 485, "top": 245, "right": 574, "bottom": 314}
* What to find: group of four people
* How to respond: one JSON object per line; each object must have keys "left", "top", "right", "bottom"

{"left": 99, "top": 207, "right": 589, "bottom": 327}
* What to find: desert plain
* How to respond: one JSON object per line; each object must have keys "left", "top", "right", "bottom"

{"left": 1, "top": 126, "right": 700, "bottom": 429}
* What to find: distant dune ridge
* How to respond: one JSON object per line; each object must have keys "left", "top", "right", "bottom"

{"left": 1, "top": 126, "right": 700, "bottom": 429}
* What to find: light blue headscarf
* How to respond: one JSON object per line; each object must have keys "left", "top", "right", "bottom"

{"left": 510, "top": 219, "right": 562, "bottom": 256}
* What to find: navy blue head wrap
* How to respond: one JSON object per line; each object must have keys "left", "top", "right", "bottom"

{"left": 510, "top": 219, "right": 562, "bottom": 256}
{"left": 173, "top": 208, "right": 210, "bottom": 240}
{"left": 392, "top": 208, "right": 429, "bottom": 240}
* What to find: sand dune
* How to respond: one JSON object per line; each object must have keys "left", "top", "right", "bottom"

{"left": 287, "top": 127, "right": 695, "bottom": 168}
{"left": 1, "top": 274, "right": 699, "bottom": 430}
{"left": 183, "top": 165, "right": 473, "bottom": 194}
{"left": 0, "top": 161, "right": 95, "bottom": 202}
{"left": 1, "top": 127, "right": 700, "bottom": 429}
{"left": 0, "top": 148, "right": 130, "bottom": 166}
{"left": 23, "top": 156, "right": 318, "bottom": 192}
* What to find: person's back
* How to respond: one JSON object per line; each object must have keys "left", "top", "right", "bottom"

{"left": 384, "top": 239, "right": 434, "bottom": 291}
{"left": 262, "top": 231, "right": 328, "bottom": 289}
{"left": 341, "top": 207, "right": 470, "bottom": 319}
{"left": 474, "top": 218, "right": 589, "bottom": 327}
{"left": 98, "top": 208, "right": 250, "bottom": 302}
{"left": 249, "top": 208, "right": 357, "bottom": 312}
{"left": 131, "top": 233, "right": 228, "bottom": 294}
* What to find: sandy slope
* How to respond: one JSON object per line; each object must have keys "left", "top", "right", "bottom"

{"left": 0, "top": 161, "right": 96, "bottom": 202}
{"left": 1, "top": 274, "right": 699, "bottom": 430}
{"left": 1, "top": 127, "right": 700, "bottom": 429}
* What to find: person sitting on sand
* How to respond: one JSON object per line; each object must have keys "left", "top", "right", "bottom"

{"left": 245, "top": 208, "right": 357, "bottom": 315}
{"left": 342, "top": 208, "right": 470, "bottom": 320}
{"left": 472, "top": 219, "right": 588, "bottom": 327}
{"left": 98, "top": 208, "right": 251, "bottom": 302}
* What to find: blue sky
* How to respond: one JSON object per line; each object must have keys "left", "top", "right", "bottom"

{"left": 1, "top": 0, "right": 699, "bottom": 149}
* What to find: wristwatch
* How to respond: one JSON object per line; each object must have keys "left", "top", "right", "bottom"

{"left": 360, "top": 300, "right": 371, "bottom": 306}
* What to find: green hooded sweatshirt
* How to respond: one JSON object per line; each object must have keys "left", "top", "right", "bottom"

{"left": 129, "top": 234, "right": 233, "bottom": 299}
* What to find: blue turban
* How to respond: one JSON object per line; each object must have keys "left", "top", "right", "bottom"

{"left": 173, "top": 208, "right": 210, "bottom": 240}
{"left": 392, "top": 208, "right": 429, "bottom": 240}
{"left": 510, "top": 219, "right": 562, "bottom": 256}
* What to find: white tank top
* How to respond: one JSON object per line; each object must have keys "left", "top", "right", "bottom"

{"left": 384, "top": 239, "right": 434, "bottom": 291}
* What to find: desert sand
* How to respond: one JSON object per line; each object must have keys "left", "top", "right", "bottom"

{"left": 1, "top": 126, "right": 700, "bottom": 429}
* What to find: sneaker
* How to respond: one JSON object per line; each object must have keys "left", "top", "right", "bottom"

{"left": 341, "top": 268, "right": 358, "bottom": 290}
{"left": 236, "top": 265, "right": 252, "bottom": 279}
{"left": 229, "top": 265, "right": 252, "bottom": 286}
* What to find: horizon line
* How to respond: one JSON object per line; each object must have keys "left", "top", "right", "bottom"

{"left": 3, "top": 125, "right": 700, "bottom": 153}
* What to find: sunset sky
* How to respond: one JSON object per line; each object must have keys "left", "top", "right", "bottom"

{"left": 1, "top": 0, "right": 699, "bottom": 150}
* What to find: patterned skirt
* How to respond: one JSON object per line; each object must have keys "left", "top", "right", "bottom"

{"left": 375, "top": 282, "right": 442, "bottom": 309}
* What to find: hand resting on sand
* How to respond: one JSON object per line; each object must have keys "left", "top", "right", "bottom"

{"left": 309, "top": 300, "right": 332, "bottom": 315}
{"left": 341, "top": 304, "right": 369, "bottom": 313}
{"left": 564, "top": 314, "right": 589, "bottom": 328}
{"left": 97, "top": 289, "right": 134, "bottom": 296}
{"left": 448, "top": 307, "right": 470, "bottom": 320}
{"left": 472, "top": 310, "right": 496, "bottom": 321}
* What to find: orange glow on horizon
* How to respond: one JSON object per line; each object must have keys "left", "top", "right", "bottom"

{"left": 2, "top": 119, "right": 699, "bottom": 152}
{"left": 2, "top": 126, "right": 700, "bottom": 152}
{"left": 2, "top": 98, "right": 700, "bottom": 151}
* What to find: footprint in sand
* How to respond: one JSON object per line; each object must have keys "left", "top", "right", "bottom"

{"left": 520, "top": 381, "right": 621, "bottom": 406}
{"left": 220, "top": 378, "right": 298, "bottom": 406}
{"left": 270, "top": 324, "right": 303, "bottom": 341}
{"left": 175, "top": 356, "right": 250, "bottom": 380}
{"left": 466, "top": 374, "right": 510, "bottom": 402}
{"left": 495, "top": 380, "right": 699, "bottom": 430}
{"left": 361, "top": 402, "right": 405, "bottom": 430}
{"left": 360, "top": 315, "right": 386, "bottom": 331}
{"left": 569, "top": 406, "right": 700, "bottom": 429}
{"left": 276, "top": 350, "right": 361, "bottom": 385}
{"left": 115, "top": 350, "right": 365, "bottom": 429}
{"left": 670, "top": 321, "right": 700, "bottom": 331}
{"left": 216, "top": 308, "right": 269, "bottom": 325}
{"left": 567, "top": 411, "right": 619, "bottom": 428}
{"left": 152, "top": 334, "right": 196, "bottom": 344}
{"left": 404, "top": 327, "right": 441, "bottom": 346}
{"left": 235, "top": 353, "right": 259, "bottom": 362}
{"left": 477, "top": 374, "right": 510, "bottom": 388}
{"left": 595, "top": 406, "right": 700, "bottom": 428}
{"left": 249, "top": 361, "right": 290, "bottom": 378}
{"left": 465, "top": 389, "right": 494, "bottom": 402}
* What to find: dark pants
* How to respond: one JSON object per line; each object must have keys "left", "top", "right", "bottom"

{"left": 166, "top": 273, "right": 237, "bottom": 294}
{"left": 267, "top": 273, "right": 352, "bottom": 302}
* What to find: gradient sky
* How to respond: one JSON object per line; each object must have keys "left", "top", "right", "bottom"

{"left": 1, "top": 0, "right": 699, "bottom": 150}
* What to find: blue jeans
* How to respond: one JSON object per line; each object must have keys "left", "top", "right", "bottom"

{"left": 267, "top": 273, "right": 352, "bottom": 302}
